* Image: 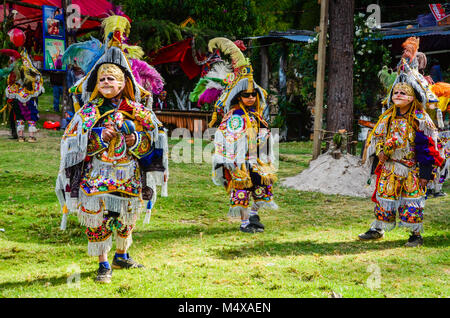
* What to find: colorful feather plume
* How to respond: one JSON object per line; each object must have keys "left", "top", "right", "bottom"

{"left": 430, "top": 82, "right": 450, "bottom": 97}
{"left": 401, "top": 37, "right": 420, "bottom": 62}
{"left": 62, "top": 37, "right": 105, "bottom": 74}
{"left": 189, "top": 61, "right": 231, "bottom": 106}
{"left": 123, "top": 44, "right": 145, "bottom": 60}
{"left": 130, "top": 58, "right": 164, "bottom": 95}
{"left": 208, "top": 37, "right": 248, "bottom": 69}
{"left": 198, "top": 88, "right": 222, "bottom": 106}
{"left": 102, "top": 15, "right": 131, "bottom": 44}
{"left": 0, "top": 64, "right": 15, "bottom": 80}
{"left": 378, "top": 66, "right": 397, "bottom": 92}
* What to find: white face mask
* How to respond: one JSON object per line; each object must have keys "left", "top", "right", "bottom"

{"left": 392, "top": 89, "right": 414, "bottom": 107}
{"left": 98, "top": 74, "right": 124, "bottom": 99}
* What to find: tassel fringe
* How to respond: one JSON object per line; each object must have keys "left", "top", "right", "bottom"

{"left": 87, "top": 236, "right": 113, "bottom": 256}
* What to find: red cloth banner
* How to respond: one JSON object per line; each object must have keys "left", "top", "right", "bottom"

{"left": 149, "top": 38, "right": 202, "bottom": 80}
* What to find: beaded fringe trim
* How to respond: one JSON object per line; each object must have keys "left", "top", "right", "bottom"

{"left": 370, "top": 219, "right": 424, "bottom": 233}
{"left": 87, "top": 236, "right": 113, "bottom": 256}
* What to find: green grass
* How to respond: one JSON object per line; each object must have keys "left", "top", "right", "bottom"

{"left": 0, "top": 119, "right": 449, "bottom": 297}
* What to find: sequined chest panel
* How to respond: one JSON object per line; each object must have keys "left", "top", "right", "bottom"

{"left": 81, "top": 112, "right": 141, "bottom": 197}
{"left": 388, "top": 118, "right": 416, "bottom": 162}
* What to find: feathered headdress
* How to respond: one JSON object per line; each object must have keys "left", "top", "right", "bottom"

{"left": 102, "top": 15, "right": 131, "bottom": 47}
{"left": 67, "top": 15, "right": 160, "bottom": 104}
{"left": 3, "top": 49, "right": 44, "bottom": 102}
{"left": 62, "top": 37, "right": 104, "bottom": 74}
{"left": 386, "top": 59, "right": 429, "bottom": 109}
{"left": 384, "top": 38, "right": 438, "bottom": 109}
{"left": 401, "top": 37, "right": 420, "bottom": 67}
{"left": 189, "top": 61, "right": 232, "bottom": 106}
{"left": 190, "top": 37, "right": 268, "bottom": 127}
{"left": 129, "top": 58, "right": 164, "bottom": 95}
{"left": 430, "top": 81, "right": 450, "bottom": 113}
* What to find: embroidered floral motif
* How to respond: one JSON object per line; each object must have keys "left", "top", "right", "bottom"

{"left": 374, "top": 204, "right": 396, "bottom": 223}
{"left": 252, "top": 185, "right": 274, "bottom": 202}
{"left": 133, "top": 103, "right": 156, "bottom": 131}
{"left": 85, "top": 216, "right": 133, "bottom": 242}
{"left": 230, "top": 189, "right": 250, "bottom": 208}
{"left": 87, "top": 128, "right": 108, "bottom": 156}
{"left": 80, "top": 104, "right": 97, "bottom": 132}
{"left": 398, "top": 205, "right": 423, "bottom": 224}
{"left": 85, "top": 219, "right": 113, "bottom": 243}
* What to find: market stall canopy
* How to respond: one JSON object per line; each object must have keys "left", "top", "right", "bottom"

{"left": 0, "top": 0, "right": 115, "bottom": 31}
{"left": 367, "top": 22, "right": 450, "bottom": 56}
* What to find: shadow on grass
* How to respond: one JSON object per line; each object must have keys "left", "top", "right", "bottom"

{"left": 211, "top": 234, "right": 450, "bottom": 259}
{"left": 2, "top": 221, "right": 238, "bottom": 248}
{"left": 137, "top": 223, "right": 238, "bottom": 241}
{"left": 0, "top": 270, "right": 93, "bottom": 292}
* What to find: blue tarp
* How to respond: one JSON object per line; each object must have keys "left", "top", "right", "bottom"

{"left": 247, "top": 34, "right": 314, "bottom": 43}
{"left": 368, "top": 30, "right": 450, "bottom": 40}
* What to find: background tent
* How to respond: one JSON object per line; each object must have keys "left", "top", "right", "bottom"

{"left": 0, "top": 0, "right": 116, "bottom": 32}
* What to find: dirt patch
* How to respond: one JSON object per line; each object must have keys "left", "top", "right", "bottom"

{"left": 282, "top": 153, "right": 376, "bottom": 198}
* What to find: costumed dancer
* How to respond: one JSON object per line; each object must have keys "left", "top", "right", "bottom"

{"left": 360, "top": 38, "right": 444, "bottom": 247}
{"left": 191, "top": 38, "right": 277, "bottom": 233}
{"left": 413, "top": 48, "right": 449, "bottom": 197}
{"left": 62, "top": 20, "right": 169, "bottom": 199}
{"left": 1, "top": 49, "right": 44, "bottom": 142}
{"left": 428, "top": 81, "right": 450, "bottom": 197}
{"left": 0, "top": 52, "right": 17, "bottom": 138}
{"left": 55, "top": 15, "right": 169, "bottom": 283}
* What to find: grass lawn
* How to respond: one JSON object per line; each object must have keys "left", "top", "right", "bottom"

{"left": 0, "top": 94, "right": 448, "bottom": 298}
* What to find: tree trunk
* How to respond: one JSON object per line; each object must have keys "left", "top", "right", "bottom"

{"left": 326, "top": 0, "right": 354, "bottom": 135}
{"left": 260, "top": 44, "right": 269, "bottom": 90}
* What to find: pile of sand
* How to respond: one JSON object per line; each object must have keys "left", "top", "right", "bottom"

{"left": 282, "top": 153, "right": 376, "bottom": 198}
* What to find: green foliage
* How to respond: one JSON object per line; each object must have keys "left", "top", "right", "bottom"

{"left": 119, "top": 0, "right": 322, "bottom": 53}
{"left": 270, "top": 113, "right": 285, "bottom": 129}
{"left": 285, "top": 36, "right": 321, "bottom": 108}
{"left": 296, "top": 0, "right": 320, "bottom": 30}
{"left": 120, "top": 0, "right": 268, "bottom": 52}
{"left": 284, "top": 12, "right": 392, "bottom": 127}
{"left": 353, "top": 13, "right": 392, "bottom": 118}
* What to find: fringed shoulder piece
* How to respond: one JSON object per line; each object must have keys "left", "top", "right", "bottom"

{"left": 414, "top": 109, "right": 439, "bottom": 140}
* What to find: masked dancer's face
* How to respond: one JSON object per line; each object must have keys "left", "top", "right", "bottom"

{"left": 98, "top": 74, "right": 124, "bottom": 99}
{"left": 392, "top": 88, "right": 414, "bottom": 107}
{"left": 239, "top": 91, "right": 257, "bottom": 107}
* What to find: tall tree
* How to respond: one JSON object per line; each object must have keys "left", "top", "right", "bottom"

{"left": 326, "top": 0, "right": 354, "bottom": 134}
